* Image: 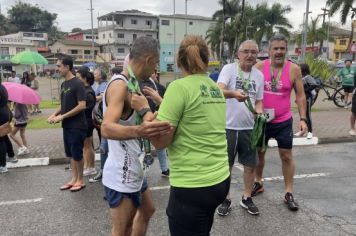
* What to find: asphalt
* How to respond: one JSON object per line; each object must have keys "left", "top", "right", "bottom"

{"left": 9, "top": 77, "right": 356, "bottom": 164}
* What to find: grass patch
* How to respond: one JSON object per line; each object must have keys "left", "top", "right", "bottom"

{"left": 27, "top": 116, "right": 61, "bottom": 129}
{"left": 40, "top": 100, "right": 60, "bottom": 109}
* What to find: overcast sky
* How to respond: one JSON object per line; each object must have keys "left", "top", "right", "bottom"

{"left": 0, "top": 0, "right": 351, "bottom": 32}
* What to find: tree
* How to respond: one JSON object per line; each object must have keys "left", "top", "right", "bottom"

{"left": 0, "top": 13, "right": 17, "bottom": 35}
{"left": 71, "top": 28, "right": 82, "bottom": 33}
{"left": 327, "top": 0, "right": 356, "bottom": 58}
{"left": 7, "top": 1, "right": 57, "bottom": 32}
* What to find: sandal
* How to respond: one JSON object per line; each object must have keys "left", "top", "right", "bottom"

{"left": 70, "top": 184, "right": 86, "bottom": 192}
{"left": 60, "top": 183, "right": 73, "bottom": 191}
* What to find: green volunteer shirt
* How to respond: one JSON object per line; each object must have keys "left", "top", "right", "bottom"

{"left": 157, "top": 74, "right": 230, "bottom": 188}
{"left": 338, "top": 67, "right": 356, "bottom": 86}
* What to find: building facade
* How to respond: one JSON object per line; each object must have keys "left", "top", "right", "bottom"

{"left": 158, "top": 14, "right": 215, "bottom": 72}
{"left": 65, "top": 29, "right": 99, "bottom": 43}
{"left": 97, "top": 10, "right": 158, "bottom": 66}
{"left": 50, "top": 40, "right": 99, "bottom": 64}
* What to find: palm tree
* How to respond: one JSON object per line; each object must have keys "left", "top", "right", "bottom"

{"left": 327, "top": 0, "right": 356, "bottom": 57}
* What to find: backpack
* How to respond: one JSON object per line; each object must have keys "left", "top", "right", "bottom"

{"left": 92, "top": 74, "right": 128, "bottom": 128}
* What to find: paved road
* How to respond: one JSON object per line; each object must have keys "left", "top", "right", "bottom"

{"left": 1, "top": 143, "right": 355, "bottom": 236}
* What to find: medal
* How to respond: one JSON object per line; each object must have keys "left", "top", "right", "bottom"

{"left": 270, "top": 66, "right": 282, "bottom": 92}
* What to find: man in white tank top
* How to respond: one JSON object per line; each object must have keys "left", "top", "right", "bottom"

{"left": 101, "top": 37, "right": 173, "bottom": 236}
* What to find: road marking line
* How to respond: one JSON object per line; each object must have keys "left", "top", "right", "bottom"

{"left": 268, "top": 137, "right": 318, "bottom": 147}
{"left": 7, "top": 158, "right": 49, "bottom": 169}
{"left": 0, "top": 198, "right": 43, "bottom": 206}
{"left": 149, "top": 173, "right": 329, "bottom": 191}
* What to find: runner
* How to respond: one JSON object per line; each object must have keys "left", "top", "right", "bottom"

{"left": 101, "top": 36, "right": 172, "bottom": 235}
{"left": 217, "top": 40, "right": 264, "bottom": 216}
{"left": 253, "top": 34, "right": 307, "bottom": 211}
{"left": 148, "top": 35, "right": 230, "bottom": 235}
{"left": 336, "top": 59, "right": 355, "bottom": 108}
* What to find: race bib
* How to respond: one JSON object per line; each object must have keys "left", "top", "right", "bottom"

{"left": 264, "top": 109, "right": 275, "bottom": 122}
{"left": 342, "top": 73, "right": 355, "bottom": 86}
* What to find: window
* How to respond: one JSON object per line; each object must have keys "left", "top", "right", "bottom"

{"left": 34, "top": 33, "right": 44, "bottom": 38}
{"left": 118, "top": 33, "right": 124, "bottom": 38}
{"left": 109, "top": 33, "right": 112, "bottom": 38}
{"left": 340, "top": 39, "right": 347, "bottom": 46}
{"left": 146, "top": 20, "right": 152, "bottom": 26}
{"left": 84, "top": 50, "right": 91, "bottom": 54}
{"left": 103, "top": 33, "right": 105, "bottom": 39}
{"left": 131, "top": 19, "right": 137, "bottom": 25}
{"left": 161, "top": 20, "right": 170, "bottom": 26}
{"left": 85, "top": 36, "right": 92, "bottom": 39}
{"left": 117, "top": 48, "right": 125, "bottom": 53}
{"left": 16, "top": 47, "right": 25, "bottom": 53}
{"left": 133, "top": 34, "right": 137, "bottom": 41}
{"left": 168, "top": 52, "right": 172, "bottom": 55}
{"left": 189, "top": 21, "right": 193, "bottom": 25}
{"left": 70, "top": 49, "right": 78, "bottom": 54}
{"left": 146, "top": 34, "right": 152, "bottom": 37}
{"left": 23, "top": 32, "right": 33, "bottom": 37}
{"left": 0, "top": 47, "right": 9, "bottom": 55}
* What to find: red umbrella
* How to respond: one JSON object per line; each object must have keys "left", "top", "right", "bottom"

{"left": 2, "top": 82, "right": 41, "bottom": 105}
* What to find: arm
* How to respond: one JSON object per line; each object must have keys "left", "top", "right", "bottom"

{"left": 255, "top": 100, "right": 263, "bottom": 114}
{"left": 292, "top": 64, "right": 308, "bottom": 134}
{"left": 150, "top": 126, "right": 176, "bottom": 149}
{"left": 142, "top": 86, "right": 163, "bottom": 105}
{"left": 47, "top": 106, "right": 61, "bottom": 123}
{"left": 218, "top": 83, "right": 248, "bottom": 101}
{"left": 0, "top": 122, "right": 11, "bottom": 137}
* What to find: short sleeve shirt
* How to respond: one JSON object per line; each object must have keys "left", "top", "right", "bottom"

{"left": 217, "top": 63, "right": 264, "bottom": 130}
{"left": 338, "top": 67, "right": 356, "bottom": 86}
{"left": 60, "top": 77, "right": 87, "bottom": 130}
{"left": 157, "top": 74, "right": 230, "bottom": 188}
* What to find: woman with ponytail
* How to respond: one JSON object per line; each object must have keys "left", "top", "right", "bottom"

{"left": 150, "top": 35, "right": 230, "bottom": 235}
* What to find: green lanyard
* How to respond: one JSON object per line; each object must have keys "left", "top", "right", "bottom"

{"left": 237, "top": 63, "right": 252, "bottom": 92}
{"left": 127, "top": 65, "right": 141, "bottom": 94}
{"left": 270, "top": 66, "right": 282, "bottom": 92}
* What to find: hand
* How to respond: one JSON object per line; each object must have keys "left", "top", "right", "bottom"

{"left": 138, "top": 120, "right": 174, "bottom": 138}
{"left": 52, "top": 115, "right": 63, "bottom": 124}
{"left": 131, "top": 93, "right": 150, "bottom": 111}
{"left": 142, "top": 86, "right": 163, "bottom": 105}
{"left": 298, "top": 120, "right": 308, "bottom": 136}
{"left": 47, "top": 115, "right": 55, "bottom": 124}
{"left": 235, "top": 89, "right": 248, "bottom": 102}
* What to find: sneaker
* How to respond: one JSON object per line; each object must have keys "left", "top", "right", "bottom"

{"left": 251, "top": 182, "right": 264, "bottom": 197}
{"left": 161, "top": 169, "right": 169, "bottom": 177}
{"left": 217, "top": 198, "right": 232, "bottom": 216}
{"left": 349, "top": 130, "right": 356, "bottom": 136}
{"left": 83, "top": 168, "right": 97, "bottom": 176}
{"left": 0, "top": 166, "right": 8, "bottom": 173}
{"left": 6, "top": 156, "right": 18, "bottom": 163}
{"left": 89, "top": 171, "right": 102, "bottom": 183}
{"left": 22, "top": 147, "right": 30, "bottom": 155}
{"left": 64, "top": 165, "right": 72, "bottom": 171}
{"left": 240, "top": 197, "right": 259, "bottom": 215}
{"left": 284, "top": 192, "right": 299, "bottom": 211}
{"left": 17, "top": 147, "right": 26, "bottom": 156}
{"left": 306, "top": 132, "right": 313, "bottom": 139}
{"left": 294, "top": 131, "right": 302, "bottom": 137}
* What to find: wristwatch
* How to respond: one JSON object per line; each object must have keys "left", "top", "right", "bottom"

{"left": 137, "top": 107, "right": 151, "bottom": 117}
{"left": 300, "top": 117, "right": 308, "bottom": 123}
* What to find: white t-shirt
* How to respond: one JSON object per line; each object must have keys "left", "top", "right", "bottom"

{"left": 8, "top": 76, "right": 21, "bottom": 83}
{"left": 102, "top": 75, "right": 144, "bottom": 193}
{"left": 217, "top": 62, "right": 264, "bottom": 130}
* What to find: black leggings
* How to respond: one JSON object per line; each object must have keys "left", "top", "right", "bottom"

{"left": 167, "top": 177, "right": 230, "bottom": 236}
{"left": 0, "top": 137, "right": 7, "bottom": 167}
{"left": 4, "top": 135, "right": 15, "bottom": 158}
{"left": 306, "top": 96, "right": 313, "bottom": 133}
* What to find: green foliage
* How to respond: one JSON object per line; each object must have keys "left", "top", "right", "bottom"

{"left": 71, "top": 28, "right": 82, "bottom": 33}
{"left": 39, "top": 100, "right": 60, "bottom": 109}
{"left": 305, "top": 54, "right": 337, "bottom": 81}
{"left": 27, "top": 116, "right": 61, "bottom": 129}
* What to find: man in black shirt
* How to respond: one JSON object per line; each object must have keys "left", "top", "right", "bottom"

{"left": 48, "top": 56, "right": 87, "bottom": 192}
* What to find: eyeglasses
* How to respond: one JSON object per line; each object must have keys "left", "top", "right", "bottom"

{"left": 239, "top": 50, "right": 258, "bottom": 55}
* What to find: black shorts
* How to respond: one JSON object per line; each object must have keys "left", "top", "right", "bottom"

{"left": 167, "top": 177, "right": 230, "bottom": 236}
{"left": 14, "top": 122, "right": 27, "bottom": 128}
{"left": 86, "top": 124, "right": 94, "bottom": 138}
{"left": 343, "top": 86, "right": 354, "bottom": 93}
{"left": 63, "top": 128, "right": 86, "bottom": 161}
{"left": 352, "top": 94, "right": 356, "bottom": 114}
{"left": 265, "top": 118, "right": 293, "bottom": 149}
{"left": 226, "top": 129, "right": 258, "bottom": 167}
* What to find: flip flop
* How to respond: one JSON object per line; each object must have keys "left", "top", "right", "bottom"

{"left": 70, "top": 184, "right": 86, "bottom": 192}
{"left": 60, "top": 183, "right": 73, "bottom": 191}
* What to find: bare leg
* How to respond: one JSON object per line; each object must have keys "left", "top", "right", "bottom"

{"left": 345, "top": 92, "right": 349, "bottom": 105}
{"left": 278, "top": 148, "right": 294, "bottom": 193}
{"left": 243, "top": 166, "right": 256, "bottom": 198}
{"left": 70, "top": 158, "right": 78, "bottom": 184}
{"left": 19, "top": 128, "right": 27, "bottom": 148}
{"left": 73, "top": 158, "right": 84, "bottom": 185}
{"left": 110, "top": 198, "right": 137, "bottom": 236}
{"left": 255, "top": 151, "right": 266, "bottom": 183}
{"left": 351, "top": 113, "right": 356, "bottom": 130}
{"left": 83, "top": 137, "right": 95, "bottom": 169}
{"left": 132, "top": 189, "right": 155, "bottom": 236}
{"left": 9, "top": 127, "right": 23, "bottom": 148}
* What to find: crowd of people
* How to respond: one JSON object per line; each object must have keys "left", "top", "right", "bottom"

{"left": 1, "top": 32, "right": 355, "bottom": 235}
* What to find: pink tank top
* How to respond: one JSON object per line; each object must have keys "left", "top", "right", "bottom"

{"left": 262, "top": 59, "right": 292, "bottom": 123}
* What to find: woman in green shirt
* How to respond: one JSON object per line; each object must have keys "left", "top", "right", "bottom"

{"left": 151, "top": 35, "right": 230, "bottom": 235}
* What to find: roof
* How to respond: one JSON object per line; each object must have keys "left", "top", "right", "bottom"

{"left": 98, "top": 10, "right": 156, "bottom": 19}
{"left": 54, "top": 39, "right": 99, "bottom": 47}
{"left": 159, "top": 14, "right": 213, "bottom": 21}
{"left": 329, "top": 26, "right": 351, "bottom": 38}
{"left": 68, "top": 28, "right": 98, "bottom": 35}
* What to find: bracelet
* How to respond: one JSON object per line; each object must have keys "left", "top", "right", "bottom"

{"left": 300, "top": 117, "right": 308, "bottom": 123}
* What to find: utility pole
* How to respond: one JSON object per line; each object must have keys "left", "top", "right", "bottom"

{"left": 185, "top": 0, "right": 188, "bottom": 36}
{"left": 319, "top": 7, "right": 329, "bottom": 55}
{"left": 220, "top": 0, "right": 226, "bottom": 67}
{"left": 301, "top": 0, "right": 310, "bottom": 62}
{"left": 173, "top": 0, "right": 176, "bottom": 79}
{"left": 90, "top": 0, "right": 95, "bottom": 63}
